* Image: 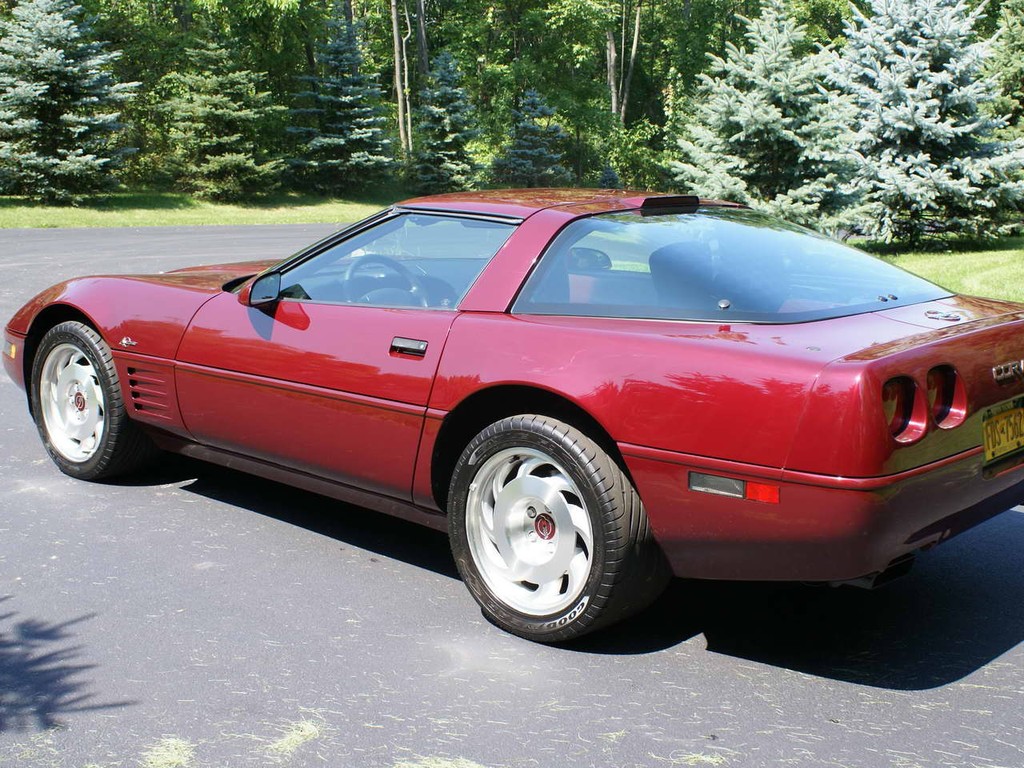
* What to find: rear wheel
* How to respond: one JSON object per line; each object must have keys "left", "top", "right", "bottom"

{"left": 30, "top": 321, "right": 156, "bottom": 480}
{"left": 448, "top": 414, "right": 668, "bottom": 642}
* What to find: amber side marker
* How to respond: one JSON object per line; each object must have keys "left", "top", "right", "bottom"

{"left": 689, "top": 471, "right": 780, "bottom": 504}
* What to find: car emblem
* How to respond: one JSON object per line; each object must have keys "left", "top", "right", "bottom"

{"left": 993, "top": 360, "right": 1024, "bottom": 385}
{"left": 119, "top": 336, "right": 138, "bottom": 347}
{"left": 925, "top": 310, "right": 962, "bottom": 322}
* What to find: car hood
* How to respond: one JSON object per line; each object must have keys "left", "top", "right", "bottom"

{"left": 153, "top": 258, "right": 279, "bottom": 291}
{"left": 6, "top": 259, "right": 280, "bottom": 359}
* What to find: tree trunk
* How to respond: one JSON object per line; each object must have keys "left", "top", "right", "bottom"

{"left": 415, "top": 0, "right": 429, "bottom": 76}
{"left": 342, "top": 0, "right": 354, "bottom": 24}
{"left": 606, "top": 30, "right": 620, "bottom": 117}
{"left": 391, "top": 0, "right": 410, "bottom": 155}
{"left": 619, "top": 0, "right": 643, "bottom": 122}
{"left": 403, "top": 2, "right": 414, "bottom": 150}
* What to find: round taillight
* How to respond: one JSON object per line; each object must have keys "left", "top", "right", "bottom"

{"left": 882, "top": 377, "right": 913, "bottom": 436}
{"left": 881, "top": 376, "right": 926, "bottom": 442}
{"left": 926, "top": 365, "right": 967, "bottom": 428}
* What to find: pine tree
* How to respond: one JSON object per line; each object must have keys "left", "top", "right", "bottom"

{"left": 599, "top": 164, "right": 622, "bottom": 189}
{"left": 412, "top": 52, "right": 478, "bottom": 194}
{"left": 289, "top": 12, "right": 394, "bottom": 194}
{"left": 991, "top": 0, "right": 1024, "bottom": 130}
{"left": 160, "top": 40, "right": 285, "bottom": 202}
{"left": 830, "top": 0, "right": 1024, "bottom": 243}
{"left": 490, "top": 90, "right": 571, "bottom": 188}
{"left": 0, "top": 0, "right": 136, "bottom": 203}
{"left": 668, "top": 0, "right": 853, "bottom": 226}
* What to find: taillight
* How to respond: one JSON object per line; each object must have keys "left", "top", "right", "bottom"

{"left": 926, "top": 365, "right": 966, "bottom": 428}
{"left": 882, "top": 376, "right": 926, "bottom": 442}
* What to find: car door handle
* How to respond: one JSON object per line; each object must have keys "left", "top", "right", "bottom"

{"left": 390, "top": 337, "right": 428, "bottom": 357}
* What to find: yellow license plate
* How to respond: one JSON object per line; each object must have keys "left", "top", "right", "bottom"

{"left": 983, "top": 397, "right": 1024, "bottom": 463}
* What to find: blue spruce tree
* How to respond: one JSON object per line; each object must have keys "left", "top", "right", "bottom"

{"left": 289, "top": 11, "right": 394, "bottom": 194}
{"left": 0, "top": 0, "right": 136, "bottom": 203}
{"left": 490, "top": 90, "right": 571, "bottom": 188}
{"left": 413, "top": 52, "right": 478, "bottom": 194}
{"left": 830, "top": 0, "right": 1024, "bottom": 243}
{"left": 669, "top": 0, "right": 853, "bottom": 226}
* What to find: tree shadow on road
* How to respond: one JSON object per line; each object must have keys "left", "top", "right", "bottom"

{"left": 0, "top": 601, "right": 135, "bottom": 732}
{"left": 122, "top": 456, "right": 1023, "bottom": 691}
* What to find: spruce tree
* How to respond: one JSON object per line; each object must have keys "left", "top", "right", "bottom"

{"left": 412, "top": 52, "right": 478, "bottom": 194}
{"left": 160, "top": 40, "right": 285, "bottom": 202}
{"left": 599, "top": 164, "right": 622, "bottom": 189}
{"left": 490, "top": 90, "right": 571, "bottom": 188}
{"left": 830, "top": 0, "right": 1024, "bottom": 243}
{"left": 668, "top": 0, "right": 853, "bottom": 226}
{"left": 289, "top": 13, "right": 393, "bottom": 194}
{"left": 0, "top": 0, "right": 136, "bottom": 203}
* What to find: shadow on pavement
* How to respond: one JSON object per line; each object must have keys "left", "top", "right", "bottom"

{"left": 119, "top": 454, "right": 459, "bottom": 580}
{"left": 575, "top": 512, "right": 1024, "bottom": 690}
{"left": 0, "top": 601, "right": 135, "bottom": 732}
{"left": 122, "top": 456, "right": 1023, "bottom": 691}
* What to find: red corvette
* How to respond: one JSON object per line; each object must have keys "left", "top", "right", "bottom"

{"left": 5, "top": 189, "right": 1024, "bottom": 642}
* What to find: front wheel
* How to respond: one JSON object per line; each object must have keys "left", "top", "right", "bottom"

{"left": 448, "top": 415, "right": 668, "bottom": 643}
{"left": 30, "top": 321, "right": 156, "bottom": 480}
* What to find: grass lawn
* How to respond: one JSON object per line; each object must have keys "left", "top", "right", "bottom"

{"left": 0, "top": 191, "right": 388, "bottom": 229}
{"left": 883, "top": 237, "right": 1024, "bottom": 303}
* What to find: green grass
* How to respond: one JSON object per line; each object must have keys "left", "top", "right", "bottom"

{"left": 0, "top": 190, "right": 388, "bottom": 228}
{"left": 883, "top": 236, "right": 1024, "bottom": 303}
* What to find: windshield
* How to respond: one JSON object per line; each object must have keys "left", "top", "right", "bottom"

{"left": 513, "top": 208, "right": 950, "bottom": 323}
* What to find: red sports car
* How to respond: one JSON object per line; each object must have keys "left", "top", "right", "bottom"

{"left": 5, "top": 190, "right": 1024, "bottom": 642}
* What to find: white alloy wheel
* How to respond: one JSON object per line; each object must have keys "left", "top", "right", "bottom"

{"left": 38, "top": 341, "right": 107, "bottom": 463}
{"left": 465, "top": 447, "right": 594, "bottom": 616}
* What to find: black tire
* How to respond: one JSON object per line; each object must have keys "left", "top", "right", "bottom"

{"left": 448, "top": 414, "right": 669, "bottom": 643}
{"left": 29, "top": 321, "right": 157, "bottom": 480}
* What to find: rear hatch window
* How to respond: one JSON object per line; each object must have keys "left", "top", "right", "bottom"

{"left": 514, "top": 208, "right": 950, "bottom": 323}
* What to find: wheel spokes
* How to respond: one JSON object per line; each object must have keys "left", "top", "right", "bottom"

{"left": 465, "top": 447, "right": 595, "bottom": 616}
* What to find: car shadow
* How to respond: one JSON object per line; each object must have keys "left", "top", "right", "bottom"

{"left": 573, "top": 511, "right": 1024, "bottom": 690}
{"left": 122, "top": 457, "right": 1022, "bottom": 691}
{"left": 118, "top": 454, "right": 459, "bottom": 579}
{"left": 0, "top": 600, "right": 136, "bottom": 732}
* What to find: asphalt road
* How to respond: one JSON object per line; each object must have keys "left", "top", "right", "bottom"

{"left": 1, "top": 225, "right": 1022, "bottom": 768}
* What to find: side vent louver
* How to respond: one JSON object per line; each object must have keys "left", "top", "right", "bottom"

{"left": 125, "top": 366, "right": 172, "bottom": 421}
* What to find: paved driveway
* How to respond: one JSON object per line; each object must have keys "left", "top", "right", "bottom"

{"left": 1, "top": 226, "right": 1022, "bottom": 768}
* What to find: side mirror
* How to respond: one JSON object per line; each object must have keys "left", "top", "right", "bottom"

{"left": 243, "top": 272, "right": 282, "bottom": 307}
{"left": 568, "top": 247, "right": 612, "bottom": 272}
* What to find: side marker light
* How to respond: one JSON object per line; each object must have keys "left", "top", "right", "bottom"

{"left": 689, "top": 472, "right": 780, "bottom": 504}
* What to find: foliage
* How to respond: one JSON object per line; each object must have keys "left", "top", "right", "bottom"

{"left": 159, "top": 39, "right": 285, "bottom": 202}
{"left": 605, "top": 119, "right": 663, "bottom": 190}
{"left": 490, "top": 89, "right": 571, "bottom": 188}
{"left": 991, "top": 0, "right": 1024, "bottom": 129}
{"left": 669, "top": 0, "right": 854, "bottom": 225}
{"left": 412, "top": 51, "right": 478, "bottom": 194}
{"left": 830, "top": 0, "right": 1024, "bottom": 244}
{"left": 289, "top": 11, "right": 393, "bottom": 195}
{"left": 0, "top": 0, "right": 136, "bottom": 203}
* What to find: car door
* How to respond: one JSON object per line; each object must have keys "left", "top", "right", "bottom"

{"left": 174, "top": 211, "right": 517, "bottom": 500}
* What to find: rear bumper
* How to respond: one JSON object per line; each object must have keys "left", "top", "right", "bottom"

{"left": 622, "top": 443, "right": 1024, "bottom": 581}
{"left": 2, "top": 328, "right": 25, "bottom": 391}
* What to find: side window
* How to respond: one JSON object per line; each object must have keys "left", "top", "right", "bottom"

{"left": 280, "top": 213, "right": 516, "bottom": 309}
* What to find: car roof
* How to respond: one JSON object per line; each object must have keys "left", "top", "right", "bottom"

{"left": 397, "top": 188, "right": 743, "bottom": 220}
